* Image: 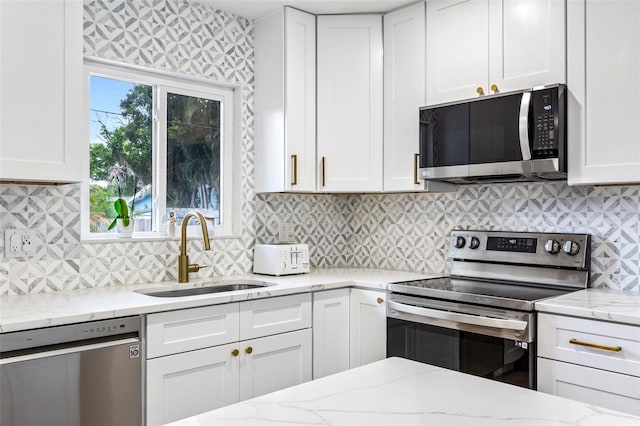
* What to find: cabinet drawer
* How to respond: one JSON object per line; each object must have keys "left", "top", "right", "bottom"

{"left": 537, "top": 358, "right": 640, "bottom": 416}
{"left": 538, "top": 313, "right": 640, "bottom": 377}
{"left": 240, "top": 293, "right": 311, "bottom": 340}
{"left": 147, "top": 304, "right": 239, "bottom": 358}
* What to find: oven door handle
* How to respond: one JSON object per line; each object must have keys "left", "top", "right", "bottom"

{"left": 387, "top": 301, "right": 528, "bottom": 331}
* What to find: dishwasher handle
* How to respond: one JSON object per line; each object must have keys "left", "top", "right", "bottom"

{"left": 387, "top": 300, "right": 528, "bottom": 331}
{"left": 0, "top": 337, "right": 140, "bottom": 365}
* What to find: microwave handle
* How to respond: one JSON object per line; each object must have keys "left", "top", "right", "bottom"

{"left": 519, "top": 92, "right": 532, "bottom": 161}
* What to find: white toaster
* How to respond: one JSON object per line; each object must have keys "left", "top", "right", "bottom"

{"left": 253, "top": 244, "right": 310, "bottom": 276}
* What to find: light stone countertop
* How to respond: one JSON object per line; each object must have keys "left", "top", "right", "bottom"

{"left": 168, "top": 357, "right": 640, "bottom": 426}
{"left": 536, "top": 288, "right": 640, "bottom": 326}
{"left": 0, "top": 268, "right": 435, "bottom": 333}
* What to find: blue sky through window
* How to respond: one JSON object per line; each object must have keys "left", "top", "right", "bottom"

{"left": 89, "top": 76, "right": 138, "bottom": 145}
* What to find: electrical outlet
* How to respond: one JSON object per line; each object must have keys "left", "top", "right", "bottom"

{"left": 278, "top": 223, "right": 295, "bottom": 243}
{"left": 4, "top": 229, "right": 36, "bottom": 258}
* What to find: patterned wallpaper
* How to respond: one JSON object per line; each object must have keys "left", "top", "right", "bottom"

{"left": 0, "top": 0, "right": 638, "bottom": 296}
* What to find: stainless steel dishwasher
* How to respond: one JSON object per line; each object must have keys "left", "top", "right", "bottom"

{"left": 0, "top": 316, "right": 143, "bottom": 426}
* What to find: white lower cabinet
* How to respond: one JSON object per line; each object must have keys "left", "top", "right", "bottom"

{"left": 537, "top": 313, "right": 640, "bottom": 416}
{"left": 146, "top": 294, "right": 312, "bottom": 425}
{"left": 312, "top": 289, "right": 350, "bottom": 379}
{"left": 349, "top": 288, "right": 387, "bottom": 368}
{"left": 239, "top": 328, "right": 312, "bottom": 401}
{"left": 538, "top": 358, "right": 640, "bottom": 416}
{"left": 146, "top": 343, "right": 240, "bottom": 426}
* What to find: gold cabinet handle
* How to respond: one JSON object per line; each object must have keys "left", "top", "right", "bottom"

{"left": 231, "top": 349, "right": 239, "bottom": 357}
{"left": 413, "top": 153, "right": 420, "bottom": 185}
{"left": 490, "top": 84, "right": 499, "bottom": 93}
{"left": 245, "top": 346, "right": 253, "bottom": 354}
{"left": 476, "top": 86, "right": 485, "bottom": 95}
{"left": 569, "top": 338, "right": 622, "bottom": 352}
{"left": 291, "top": 154, "right": 298, "bottom": 186}
{"left": 377, "top": 297, "right": 384, "bottom": 304}
{"left": 321, "top": 156, "right": 326, "bottom": 187}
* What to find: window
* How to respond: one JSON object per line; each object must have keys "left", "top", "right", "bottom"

{"left": 84, "top": 64, "right": 237, "bottom": 239}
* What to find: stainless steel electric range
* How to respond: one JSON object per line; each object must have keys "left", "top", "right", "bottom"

{"left": 387, "top": 230, "right": 591, "bottom": 389}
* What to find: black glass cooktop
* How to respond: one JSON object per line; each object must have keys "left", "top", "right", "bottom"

{"left": 388, "top": 277, "right": 572, "bottom": 311}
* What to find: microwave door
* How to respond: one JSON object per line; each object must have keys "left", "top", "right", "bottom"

{"left": 468, "top": 92, "right": 530, "bottom": 166}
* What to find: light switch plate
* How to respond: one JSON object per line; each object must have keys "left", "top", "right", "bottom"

{"left": 4, "top": 229, "right": 36, "bottom": 258}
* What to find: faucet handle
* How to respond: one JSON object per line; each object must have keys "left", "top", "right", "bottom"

{"left": 188, "top": 264, "right": 208, "bottom": 273}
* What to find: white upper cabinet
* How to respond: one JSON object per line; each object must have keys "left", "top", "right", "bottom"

{"left": 426, "top": 0, "right": 565, "bottom": 105}
{"left": 383, "top": 2, "right": 426, "bottom": 192}
{"left": 317, "top": 15, "right": 383, "bottom": 192}
{"left": 488, "top": 0, "right": 565, "bottom": 94}
{"left": 567, "top": 0, "right": 640, "bottom": 185}
{"left": 0, "top": 0, "right": 83, "bottom": 183}
{"left": 426, "top": 0, "right": 489, "bottom": 105}
{"left": 254, "top": 7, "right": 316, "bottom": 193}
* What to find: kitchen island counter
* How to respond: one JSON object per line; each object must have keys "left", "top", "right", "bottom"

{"left": 168, "top": 357, "right": 639, "bottom": 426}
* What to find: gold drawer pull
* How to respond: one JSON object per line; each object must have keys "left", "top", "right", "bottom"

{"left": 377, "top": 297, "right": 384, "bottom": 304}
{"left": 231, "top": 349, "right": 239, "bottom": 357}
{"left": 569, "top": 338, "right": 622, "bottom": 352}
{"left": 245, "top": 346, "right": 253, "bottom": 354}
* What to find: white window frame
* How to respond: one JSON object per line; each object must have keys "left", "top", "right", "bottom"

{"left": 81, "top": 60, "right": 240, "bottom": 241}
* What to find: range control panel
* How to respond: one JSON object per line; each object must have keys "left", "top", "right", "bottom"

{"left": 449, "top": 230, "right": 590, "bottom": 269}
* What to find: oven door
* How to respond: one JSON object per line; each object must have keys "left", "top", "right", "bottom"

{"left": 386, "top": 294, "right": 536, "bottom": 389}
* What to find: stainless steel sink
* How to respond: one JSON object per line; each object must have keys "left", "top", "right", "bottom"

{"left": 136, "top": 280, "right": 275, "bottom": 298}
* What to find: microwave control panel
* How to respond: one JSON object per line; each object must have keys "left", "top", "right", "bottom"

{"left": 531, "top": 86, "right": 564, "bottom": 159}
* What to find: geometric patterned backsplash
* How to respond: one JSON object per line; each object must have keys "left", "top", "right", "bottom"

{"left": 256, "top": 183, "right": 640, "bottom": 292}
{"left": 1, "top": 0, "right": 638, "bottom": 295}
{"left": 2, "top": 181, "right": 638, "bottom": 295}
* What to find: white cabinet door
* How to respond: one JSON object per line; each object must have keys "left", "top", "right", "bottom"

{"left": 0, "top": 0, "right": 83, "bottom": 182}
{"left": 317, "top": 15, "right": 383, "bottom": 192}
{"left": 349, "top": 288, "right": 387, "bottom": 368}
{"left": 567, "top": 0, "right": 640, "bottom": 185}
{"left": 426, "top": 0, "right": 489, "bottom": 105}
{"left": 146, "top": 343, "right": 240, "bottom": 426}
{"left": 312, "top": 289, "right": 350, "bottom": 379}
{"left": 426, "top": 0, "right": 565, "bottom": 105}
{"left": 285, "top": 8, "right": 316, "bottom": 192}
{"left": 489, "top": 0, "right": 566, "bottom": 94}
{"left": 538, "top": 358, "right": 640, "bottom": 416}
{"left": 383, "top": 2, "right": 426, "bottom": 192}
{"left": 239, "top": 328, "right": 312, "bottom": 401}
{"left": 254, "top": 7, "right": 316, "bottom": 193}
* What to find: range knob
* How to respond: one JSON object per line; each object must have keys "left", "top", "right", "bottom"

{"left": 468, "top": 236, "right": 480, "bottom": 249}
{"left": 562, "top": 240, "right": 580, "bottom": 256}
{"left": 544, "top": 239, "right": 561, "bottom": 255}
{"left": 454, "top": 236, "right": 466, "bottom": 249}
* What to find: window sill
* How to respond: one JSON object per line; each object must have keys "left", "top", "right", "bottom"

{"left": 81, "top": 232, "right": 241, "bottom": 244}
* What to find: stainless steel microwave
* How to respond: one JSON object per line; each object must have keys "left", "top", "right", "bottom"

{"left": 419, "top": 84, "right": 566, "bottom": 184}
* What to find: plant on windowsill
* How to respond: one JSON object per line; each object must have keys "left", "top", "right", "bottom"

{"left": 107, "top": 164, "right": 137, "bottom": 238}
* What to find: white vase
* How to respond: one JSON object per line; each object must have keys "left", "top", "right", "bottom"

{"left": 116, "top": 218, "right": 134, "bottom": 238}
